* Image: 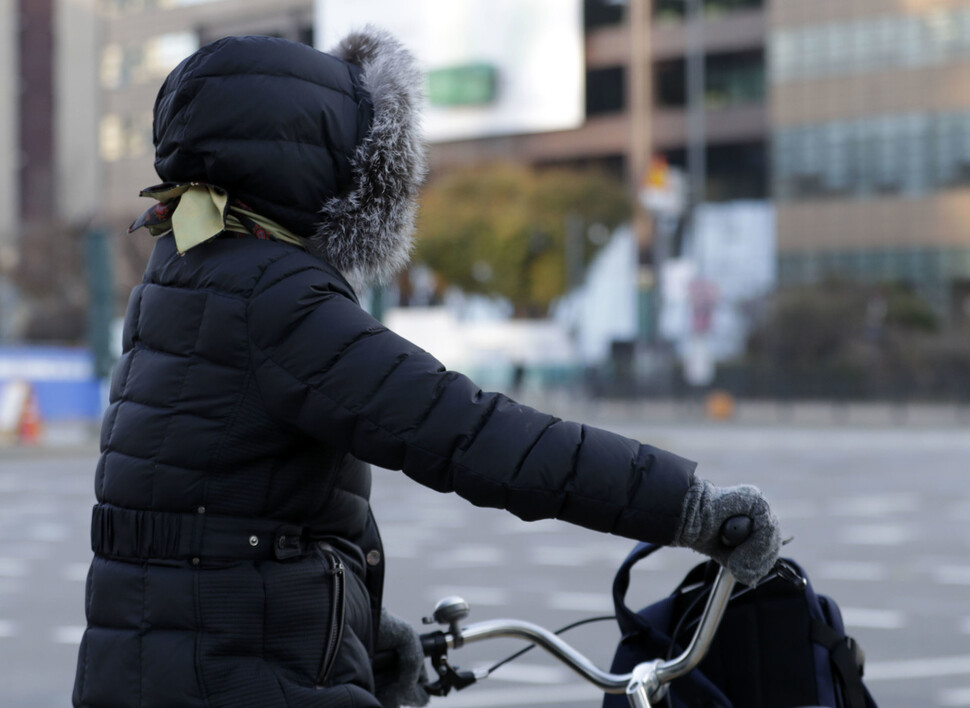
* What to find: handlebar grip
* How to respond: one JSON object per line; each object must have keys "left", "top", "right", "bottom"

{"left": 372, "top": 649, "right": 398, "bottom": 675}
{"left": 719, "top": 515, "right": 752, "bottom": 548}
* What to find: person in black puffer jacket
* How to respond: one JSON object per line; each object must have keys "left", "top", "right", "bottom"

{"left": 72, "top": 27, "right": 781, "bottom": 708}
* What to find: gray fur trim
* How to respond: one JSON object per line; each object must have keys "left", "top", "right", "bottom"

{"left": 316, "top": 26, "right": 428, "bottom": 294}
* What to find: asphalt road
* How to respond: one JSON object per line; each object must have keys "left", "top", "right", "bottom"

{"left": 2, "top": 416, "right": 969, "bottom": 707}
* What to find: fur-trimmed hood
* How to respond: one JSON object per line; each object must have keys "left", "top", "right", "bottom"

{"left": 152, "top": 27, "right": 426, "bottom": 292}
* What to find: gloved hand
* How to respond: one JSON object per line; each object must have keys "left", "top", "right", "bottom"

{"left": 672, "top": 477, "right": 782, "bottom": 587}
{"left": 373, "top": 608, "right": 430, "bottom": 708}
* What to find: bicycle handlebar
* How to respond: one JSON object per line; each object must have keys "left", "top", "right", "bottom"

{"left": 432, "top": 564, "right": 737, "bottom": 697}
{"left": 377, "top": 516, "right": 754, "bottom": 707}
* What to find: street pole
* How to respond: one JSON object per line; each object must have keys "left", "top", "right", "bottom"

{"left": 84, "top": 227, "right": 115, "bottom": 388}
{"left": 628, "top": 0, "right": 652, "bottom": 344}
{"left": 686, "top": 0, "right": 706, "bottom": 275}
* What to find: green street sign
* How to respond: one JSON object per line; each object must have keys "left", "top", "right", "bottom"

{"left": 427, "top": 63, "right": 497, "bottom": 107}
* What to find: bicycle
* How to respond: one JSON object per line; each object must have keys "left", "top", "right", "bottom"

{"left": 377, "top": 517, "right": 765, "bottom": 708}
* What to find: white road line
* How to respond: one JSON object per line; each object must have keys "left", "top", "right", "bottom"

{"left": 528, "top": 546, "right": 587, "bottom": 567}
{"left": 427, "top": 586, "right": 509, "bottom": 607}
{"left": 0, "top": 558, "right": 28, "bottom": 578}
{"left": 485, "top": 663, "right": 573, "bottom": 685}
{"left": 0, "top": 620, "right": 17, "bottom": 638}
{"left": 838, "top": 524, "right": 914, "bottom": 546}
{"left": 949, "top": 502, "right": 970, "bottom": 521}
{"left": 770, "top": 499, "right": 817, "bottom": 519}
{"left": 52, "top": 626, "right": 86, "bottom": 645}
{"left": 840, "top": 607, "right": 906, "bottom": 630}
{"left": 934, "top": 566, "right": 970, "bottom": 585}
{"left": 429, "top": 683, "right": 602, "bottom": 706}
{"left": 961, "top": 617, "right": 970, "bottom": 635}
{"left": 27, "top": 521, "right": 69, "bottom": 543}
{"left": 939, "top": 687, "right": 970, "bottom": 706}
{"left": 64, "top": 563, "right": 90, "bottom": 582}
{"left": 866, "top": 654, "right": 970, "bottom": 681}
{"left": 548, "top": 591, "right": 613, "bottom": 613}
{"left": 817, "top": 561, "right": 887, "bottom": 582}
{"left": 829, "top": 493, "right": 919, "bottom": 517}
{"left": 494, "top": 517, "right": 561, "bottom": 535}
{"left": 430, "top": 545, "right": 504, "bottom": 568}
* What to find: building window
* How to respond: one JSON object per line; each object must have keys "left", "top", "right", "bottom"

{"left": 584, "top": 0, "right": 625, "bottom": 30}
{"left": 654, "top": 50, "right": 764, "bottom": 109}
{"left": 99, "top": 112, "right": 153, "bottom": 162}
{"left": 100, "top": 32, "right": 198, "bottom": 90}
{"left": 654, "top": 0, "right": 762, "bottom": 23}
{"left": 586, "top": 66, "right": 625, "bottom": 116}
{"left": 771, "top": 7, "right": 970, "bottom": 83}
{"left": 99, "top": 115, "right": 125, "bottom": 162}
{"left": 663, "top": 141, "right": 767, "bottom": 201}
{"left": 774, "top": 110, "right": 970, "bottom": 200}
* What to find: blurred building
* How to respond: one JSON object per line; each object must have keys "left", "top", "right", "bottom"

{"left": 427, "top": 0, "right": 769, "bottom": 209}
{"left": 0, "top": 0, "right": 99, "bottom": 249}
{"left": 98, "top": 0, "right": 313, "bottom": 226}
{"left": 771, "top": 0, "right": 970, "bottom": 321}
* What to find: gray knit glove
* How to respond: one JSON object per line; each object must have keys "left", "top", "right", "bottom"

{"left": 672, "top": 478, "right": 782, "bottom": 587}
{"left": 374, "top": 608, "right": 430, "bottom": 708}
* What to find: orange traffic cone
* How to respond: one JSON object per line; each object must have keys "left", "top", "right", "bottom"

{"left": 18, "top": 389, "right": 42, "bottom": 445}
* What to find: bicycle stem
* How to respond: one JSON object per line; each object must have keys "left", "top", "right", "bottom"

{"left": 656, "top": 565, "right": 736, "bottom": 683}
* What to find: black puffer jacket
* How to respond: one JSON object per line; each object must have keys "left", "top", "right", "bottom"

{"left": 73, "top": 31, "right": 696, "bottom": 708}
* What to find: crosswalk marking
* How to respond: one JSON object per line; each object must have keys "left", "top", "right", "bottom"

{"left": 548, "top": 591, "right": 613, "bottom": 613}
{"left": 840, "top": 607, "right": 905, "bottom": 629}
{"left": 0, "top": 620, "right": 17, "bottom": 638}
{"left": 829, "top": 493, "right": 919, "bottom": 517}
{"left": 52, "top": 626, "right": 85, "bottom": 645}
{"left": 934, "top": 566, "right": 970, "bottom": 585}
{"left": 839, "top": 524, "right": 914, "bottom": 546}
{"left": 817, "top": 560, "right": 887, "bottom": 581}
{"left": 867, "top": 654, "right": 970, "bottom": 681}
{"left": 939, "top": 687, "right": 970, "bottom": 706}
{"left": 0, "top": 559, "right": 28, "bottom": 578}
{"left": 427, "top": 586, "right": 509, "bottom": 607}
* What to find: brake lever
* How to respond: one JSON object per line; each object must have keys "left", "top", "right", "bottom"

{"left": 422, "top": 653, "right": 482, "bottom": 696}
{"left": 772, "top": 559, "right": 807, "bottom": 589}
{"left": 419, "top": 629, "right": 485, "bottom": 696}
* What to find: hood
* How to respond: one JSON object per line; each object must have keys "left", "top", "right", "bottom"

{"left": 152, "top": 27, "right": 426, "bottom": 291}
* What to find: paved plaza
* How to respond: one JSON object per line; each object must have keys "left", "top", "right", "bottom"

{"left": 1, "top": 410, "right": 969, "bottom": 707}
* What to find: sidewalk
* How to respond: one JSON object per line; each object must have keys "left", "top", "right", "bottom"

{"left": 1, "top": 396, "right": 966, "bottom": 456}
{"left": 520, "top": 394, "right": 970, "bottom": 430}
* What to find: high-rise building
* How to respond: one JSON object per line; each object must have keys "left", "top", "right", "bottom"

{"left": 429, "top": 0, "right": 769, "bottom": 208}
{"left": 771, "top": 0, "right": 970, "bottom": 321}
{"left": 97, "top": 0, "right": 314, "bottom": 227}
{"left": 0, "top": 0, "right": 99, "bottom": 249}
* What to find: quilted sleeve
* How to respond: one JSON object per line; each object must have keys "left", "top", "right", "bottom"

{"left": 248, "top": 263, "right": 695, "bottom": 544}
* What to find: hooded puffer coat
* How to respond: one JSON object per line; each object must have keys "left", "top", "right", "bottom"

{"left": 73, "top": 30, "right": 696, "bottom": 708}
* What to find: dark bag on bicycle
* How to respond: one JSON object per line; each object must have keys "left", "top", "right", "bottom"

{"left": 603, "top": 543, "right": 878, "bottom": 708}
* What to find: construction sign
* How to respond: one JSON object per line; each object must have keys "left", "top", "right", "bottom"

{"left": 0, "top": 380, "right": 43, "bottom": 445}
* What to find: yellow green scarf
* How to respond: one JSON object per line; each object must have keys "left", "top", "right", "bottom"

{"left": 128, "top": 183, "right": 305, "bottom": 255}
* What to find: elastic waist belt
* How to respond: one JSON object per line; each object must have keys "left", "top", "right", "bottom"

{"left": 91, "top": 503, "right": 311, "bottom": 563}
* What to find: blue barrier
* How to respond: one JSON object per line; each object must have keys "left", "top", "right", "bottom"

{"left": 0, "top": 346, "right": 103, "bottom": 422}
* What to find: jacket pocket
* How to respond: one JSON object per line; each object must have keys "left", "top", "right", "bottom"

{"left": 316, "top": 543, "right": 346, "bottom": 687}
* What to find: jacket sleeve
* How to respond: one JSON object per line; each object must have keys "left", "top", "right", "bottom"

{"left": 248, "top": 263, "right": 695, "bottom": 545}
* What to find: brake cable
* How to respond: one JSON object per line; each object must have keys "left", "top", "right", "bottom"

{"left": 485, "top": 615, "right": 617, "bottom": 675}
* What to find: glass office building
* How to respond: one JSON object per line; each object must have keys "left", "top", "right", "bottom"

{"left": 770, "top": 1, "right": 970, "bottom": 320}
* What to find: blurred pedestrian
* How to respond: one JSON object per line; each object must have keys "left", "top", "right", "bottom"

{"left": 72, "top": 28, "right": 780, "bottom": 708}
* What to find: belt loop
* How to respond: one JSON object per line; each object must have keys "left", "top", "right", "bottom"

{"left": 274, "top": 526, "right": 307, "bottom": 560}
